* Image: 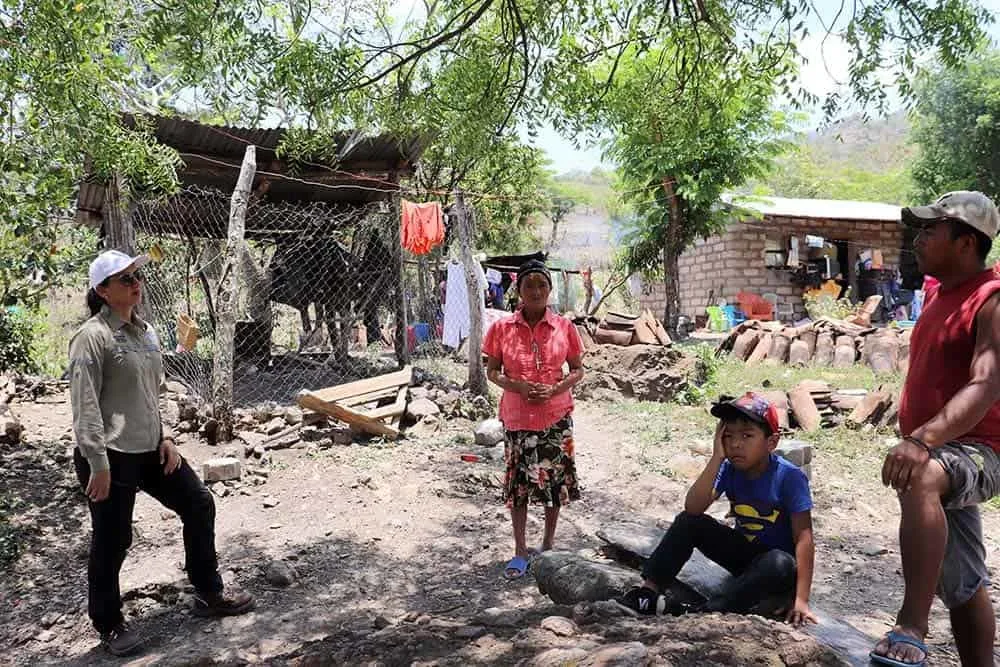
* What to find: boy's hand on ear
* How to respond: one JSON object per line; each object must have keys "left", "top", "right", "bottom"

{"left": 712, "top": 421, "right": 726, "bottom": 460}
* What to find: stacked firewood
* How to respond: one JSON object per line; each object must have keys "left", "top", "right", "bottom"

{"left": 717, "top": 318, "right": 912, "bottom": 374}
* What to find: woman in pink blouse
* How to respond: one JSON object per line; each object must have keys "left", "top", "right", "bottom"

{"left": 482, "top": 260, "right": 586, "bottom": 579}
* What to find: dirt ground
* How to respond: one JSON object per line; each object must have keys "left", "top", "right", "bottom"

{"left": 2, "top": 367, "right": 999, "bottom": 666}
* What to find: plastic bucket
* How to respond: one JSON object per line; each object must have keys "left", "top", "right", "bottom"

{"left": 413, "top": 322, "right": 431, "bottom": 343}
{"left": 176, "top": 313, "right": 200, "bottom": 351}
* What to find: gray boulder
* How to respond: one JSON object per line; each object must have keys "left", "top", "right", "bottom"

{"left": 532, "top": 551, "right": 635, "bottom": 605}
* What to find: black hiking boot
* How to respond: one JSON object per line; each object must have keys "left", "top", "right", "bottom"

{"left": 192, "top": 588, "right": 255, "bottom": 617}
{"left": 614, "top": 586, "right": 664, "bottom": 616}
{"left": 100, "top": 622, "right": 144, "bottom": 656}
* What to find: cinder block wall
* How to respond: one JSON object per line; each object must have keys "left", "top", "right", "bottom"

{"left": 639, "top": 217, "right": 903, "bottom": 322}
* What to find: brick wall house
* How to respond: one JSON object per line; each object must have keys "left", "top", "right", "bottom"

{"left": 639, "top": 196, "right": 906, "bottom": 323}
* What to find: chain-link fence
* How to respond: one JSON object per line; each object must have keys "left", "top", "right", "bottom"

{"left": 128, "top": 186, "right": 403, "bottom": 406}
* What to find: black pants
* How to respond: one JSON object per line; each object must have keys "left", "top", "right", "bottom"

{"left": 641, "top": 512, "right": 796, "bottom": 613}
{"left": 74, "top": 448, "right": 223, "bottom": 633}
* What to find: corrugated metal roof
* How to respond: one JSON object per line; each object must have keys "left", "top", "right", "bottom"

{"left": 124, "top": 114, "right": 427, "bottom": 166}
{"left": 722, "top": 193, "right": 902, "bottom": 222}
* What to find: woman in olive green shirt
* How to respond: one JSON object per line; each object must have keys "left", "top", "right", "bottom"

{"left": 69, "top": 250, "right": 253, "bottom": 657}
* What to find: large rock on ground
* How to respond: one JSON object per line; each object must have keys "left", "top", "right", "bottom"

{"left": 406, "top": 397, "right": 441, "bottom": 420}
{"left": 474, "top": 418, "right": 505, "bottom": 446}
{"left": 532, "top": 551, "right": 636, "bottom": 605}
{"left": 575, "top": 344, "right": 700, "bottom": 403}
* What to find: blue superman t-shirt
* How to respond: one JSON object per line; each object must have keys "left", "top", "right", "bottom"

{"left": 713, "top": 454, "right": 812, "bottom": 554}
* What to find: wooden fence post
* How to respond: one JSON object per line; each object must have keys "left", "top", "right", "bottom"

{"left": 104, "top": 173, "right": 136, "bottom": 255}
{"left": 391, "top": 173, "right": 409, "bottom": 365}
{"left": 212, "top": 145, "right": 255, "bottom": 441}
{"left": 454, "top": 190, "right": 487, "bottom": 396}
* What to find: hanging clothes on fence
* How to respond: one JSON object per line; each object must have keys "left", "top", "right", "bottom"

{"left": 442, "top": 259, "right": 487, "bottom": 349}
{"left": 400, "top": 200, "right": 445, "bottom": 255}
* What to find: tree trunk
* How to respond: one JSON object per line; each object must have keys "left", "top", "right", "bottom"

{"left": 212, "top": 145, "right": 255, "bottom": 443}
{"left": 660, "top": 177, "right": 683, "bottom": 334}
{"left": 455, "top": 190, "right": 487, "bottom": 396}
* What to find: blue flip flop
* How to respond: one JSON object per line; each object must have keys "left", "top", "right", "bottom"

{"left": 869, "top": 631, "right": 928, "bottom": 667}
{"left": 504, "top": 555, "right": 530, "bottom": 580}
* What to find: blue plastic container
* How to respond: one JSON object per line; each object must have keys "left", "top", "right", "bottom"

{"left": 412, "top": 322, "right": 432, "bottom": 343}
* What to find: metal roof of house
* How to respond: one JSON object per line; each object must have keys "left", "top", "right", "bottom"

{"left": 75, "top": 114, "right": 428, "bottom": 236}
{"left": 119, "top": 114, "right": 427, "bottom": 168}
{"left": 722, "top": 194, "right": 902, "bottom": 222}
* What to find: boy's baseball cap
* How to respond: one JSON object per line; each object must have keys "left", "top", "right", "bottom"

{"left": 89, "top": 250, "right": 150, "bottom": 289}
{"left": 710, "top": 392, "right": 780, "bottom": 436}
{"left": 901, "top": 190, "right": 1000, "bottom": 239}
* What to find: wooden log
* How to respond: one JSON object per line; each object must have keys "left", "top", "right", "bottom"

{"left": 833, "top": 335, "right": 856, "bottom": 368}
{"left": 390, "top": 172, "right": 409, "bottom": 365}
{"left": 455, "top": 190, "right": 486, "bottom": 395}
{"left": 789, "top": 384, "right": 822, "bottom": 432}
{"left": 847, "top": 390, "right": 892, "bottom": 427}
{"left": 746, "top": 333, "right": 773, "bottom": 366}
{"left": 311, "top": 366, "right": 413, "bottom": 404}
{"left": 814, "top": 332, "right": 835, "bottom": 366}
{"left": 298, "top": 391, "right": 401, "bottom": 439}
{"left": 211, "top": 145, "right": 255, "bottom": 442}
{"left": 731, "top": 330, "right": 761, "bottom": 361}
{"left": 765, "top": 330, "right": 792, "bottom": 365}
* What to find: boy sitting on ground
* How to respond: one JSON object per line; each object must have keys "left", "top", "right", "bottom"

{"left": 616, "top": 392, "right": 817, "bottom": 627}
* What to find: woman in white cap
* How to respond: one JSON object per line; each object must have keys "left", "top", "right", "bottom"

{"left": 69, "top": 250, "right": 253, "bottom": 657}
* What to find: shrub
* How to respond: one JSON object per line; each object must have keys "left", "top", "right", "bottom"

{"left": 0, "top": 307, "right": 38, "bottom": 374}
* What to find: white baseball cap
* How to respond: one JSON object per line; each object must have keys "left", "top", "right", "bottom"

{"left": 902, "top": 190, "right": 1000, "bottom": 239}
{"left": 88, "top": 250, "right": 150, "bottom": 289}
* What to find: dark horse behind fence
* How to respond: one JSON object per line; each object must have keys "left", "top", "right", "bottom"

{"left": 267, "top": 226, "right": 395, "bottom": 360}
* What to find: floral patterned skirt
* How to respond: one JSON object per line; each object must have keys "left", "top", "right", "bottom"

{"left": 503, "top": 415, "right": 580, "bottom": 508}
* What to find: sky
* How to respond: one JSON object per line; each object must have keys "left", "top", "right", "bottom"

{"left": 533, "top": 1, "right": 1000, "bottom": 174}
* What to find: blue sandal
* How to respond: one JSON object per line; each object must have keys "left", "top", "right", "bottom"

{"left": 503, "top": 555, "right": 530, "bottom": 580}
{"left": 869, "top": 631, "right": 927, "bottom": 667}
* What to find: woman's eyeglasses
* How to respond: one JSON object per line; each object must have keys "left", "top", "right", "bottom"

{"left": 115, "top": 271, "right": 144, "bottom": 286}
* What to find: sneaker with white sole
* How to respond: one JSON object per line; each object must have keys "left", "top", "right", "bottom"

{"left": 614, "top": 586, "right": 665, "bottom": 616}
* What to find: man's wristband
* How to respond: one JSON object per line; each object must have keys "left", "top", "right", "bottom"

{"left": 904, "top": 435, "right": 933, "bottom": 455}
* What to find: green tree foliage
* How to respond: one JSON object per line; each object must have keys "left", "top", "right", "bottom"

{"left": 1, "top": 0, "right": 993, "bottom": 308}
{"left": 553, "top": 31, "right": 790, "bottom": 329}
{"left": 751, "top": 144, "right": 913, "bottom": 205}
{"left": 911, "top": 50, "right": 1000, "bottom": 203}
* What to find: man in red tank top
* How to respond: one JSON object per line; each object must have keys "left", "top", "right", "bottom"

{"left": 872, "top": 191, "right": 1000, "bottom": 667}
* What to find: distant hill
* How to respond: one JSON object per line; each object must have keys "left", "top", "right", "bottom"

{"left": 803, "top": 110, "right": 914, "bottom": 172}
{"left": 746, "top": 111, "right": 916, "bottom": 204}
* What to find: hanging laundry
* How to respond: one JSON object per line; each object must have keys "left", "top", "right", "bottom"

{"left": 442, "top": 259, "right": 487, "bottom": 349}
{"left": 401, "top": 200, "right": 445, "bottom": 255}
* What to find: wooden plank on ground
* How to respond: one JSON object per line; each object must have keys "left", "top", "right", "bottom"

{"left": 367, "top": 386, "right": 408, "bottom": 421}
{"left": 298, "top": 391, "right": 401, "bottom": 439}
{"left": 310, "top": 366, "right": 412, "bottom": 404}
{"left": 339, "top": 386, "right": 402, "bottom": 407}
